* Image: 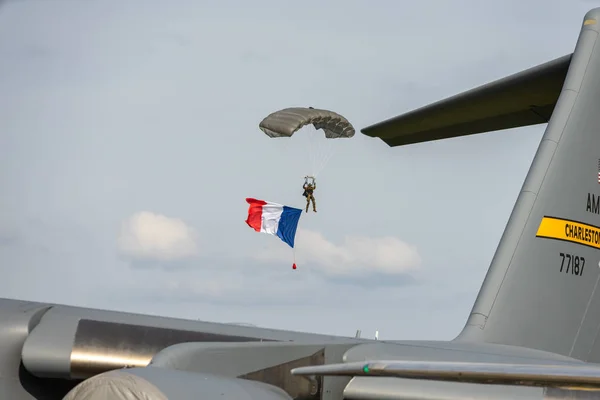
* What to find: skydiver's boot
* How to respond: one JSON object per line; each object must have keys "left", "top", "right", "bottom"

{"left": 312, "top": 198, "right": 317, "bottom": 212}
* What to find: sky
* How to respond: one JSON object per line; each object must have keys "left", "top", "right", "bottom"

{"left": 0, "top": 0, "right": 595, "bottom": 341}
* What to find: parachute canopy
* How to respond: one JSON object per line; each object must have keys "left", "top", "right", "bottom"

{"left": 259, "top": 107, "right": 355, "bottom": 139}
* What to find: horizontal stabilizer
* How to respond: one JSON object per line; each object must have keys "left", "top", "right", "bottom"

{"left": 291, "top": 360, "right": 600, "bottom": 388}
{"left": 361, "top": 54, "right": 572, "bottom": 147}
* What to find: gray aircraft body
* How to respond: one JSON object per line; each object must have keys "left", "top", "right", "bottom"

{"left": 5, "top": 7, "right": 600, "bottom": 400}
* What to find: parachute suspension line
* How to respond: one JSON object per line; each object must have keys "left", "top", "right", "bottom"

{"left": 313, "top": 142, "right": 337, "bottom": 178}
{"left": 306, "top": 128, "right": 336, "bottom": 178}
{"left": 307, "top": 128, "right": 317, "bottom": 176}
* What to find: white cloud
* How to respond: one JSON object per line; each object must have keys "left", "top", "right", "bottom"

{"left": 117, "top": 211, "right": 199, "bottom": 261}
{"left": 253, "top": 228, "right": 421, "bottom": 276}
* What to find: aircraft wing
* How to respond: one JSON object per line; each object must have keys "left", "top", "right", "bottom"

{"left": 291, "top": 360, "right": 600, "bottom": 389}
{"left": 361, "top": 54, "right": 572, "bottom": 147}
{"left": 6, "top": 297, "right": 598, "bottom": 400}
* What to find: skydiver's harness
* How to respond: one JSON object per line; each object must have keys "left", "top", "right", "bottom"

{"left": 303, "top": 176, "right": 315, "bottom": 197}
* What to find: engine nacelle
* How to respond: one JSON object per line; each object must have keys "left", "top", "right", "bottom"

{"left": 62, "top": 367, "right": 292, "bottom": 400}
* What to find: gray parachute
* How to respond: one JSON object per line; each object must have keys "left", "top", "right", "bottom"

{"left": 259, "top": 107, "right": 355, "bottom": 139}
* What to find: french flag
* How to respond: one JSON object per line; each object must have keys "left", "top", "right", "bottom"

{"left": 245, "top": 198, "right": 302, "bottom": 248}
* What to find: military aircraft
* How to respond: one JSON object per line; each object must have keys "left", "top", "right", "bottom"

{"left": 5, "top": 6, "right": 600, "bottom": 400}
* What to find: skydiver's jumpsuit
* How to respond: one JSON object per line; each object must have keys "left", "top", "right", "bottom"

{"left": 303, "top": 183, "right": 316, "bottom": 212}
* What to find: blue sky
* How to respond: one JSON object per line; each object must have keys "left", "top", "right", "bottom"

{"left": 0, "top": 0, "right": 594, "bottom": 340}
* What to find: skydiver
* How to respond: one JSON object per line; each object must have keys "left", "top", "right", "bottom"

{"left": 303, "top": 177, "right": 316, "bottom": 213}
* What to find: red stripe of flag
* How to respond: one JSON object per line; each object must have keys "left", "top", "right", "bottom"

{"left": 245, "top": 198, "right": 267, "bottom": 232}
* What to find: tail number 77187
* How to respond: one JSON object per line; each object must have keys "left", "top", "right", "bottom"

{"left": 559, "top": 253, "right": 585, "bottom": 276}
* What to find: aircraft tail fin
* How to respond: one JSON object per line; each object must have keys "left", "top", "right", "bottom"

{"left": 363, "top": 8, "right": 600, "bottom": 362}
{"left": 457, "top": 9, "right": 600, "bottom": 362}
